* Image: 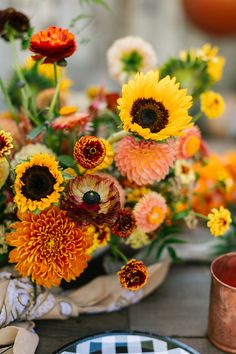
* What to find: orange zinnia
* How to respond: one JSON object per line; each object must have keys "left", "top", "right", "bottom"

{"left": 6, "top": 207, "right": 91, "bottom": 288}
{"left": 118, "top": 259, "right": 148, "bottom": 291}
{"left": 30, "top": 26, "right": 77, "bottom": 63}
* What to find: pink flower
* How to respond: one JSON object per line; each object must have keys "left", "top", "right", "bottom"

{"left": 134, "top": 192, "right": 167, "bottom": 232}
{"left": 51, "top": 112, "right": 91, "bottom": 134}
{"left": 115, "top": 136, "right": 176, "bottom": 186}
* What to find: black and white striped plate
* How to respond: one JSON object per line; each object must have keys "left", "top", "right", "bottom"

{"left": 54, "top": 331, "right": 200, "bottom": 354}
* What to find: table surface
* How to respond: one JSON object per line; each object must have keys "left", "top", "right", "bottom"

{"left": 35, "top": 263, "right": 226, "bottom": 354}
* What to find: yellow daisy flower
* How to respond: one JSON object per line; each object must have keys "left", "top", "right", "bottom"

{"left": 14, "top": 153, "right": 64, "bottom": 212}
{"left": 125, "top": 228, "right": 150, "bottom": 249}
{"left": 118, "top": 71, "right": 192, "bottom": 141}
{"left": 200, "top": 91, "right": 225, "bottom": 119}
{"left": 207, "top": 206, "right": 232, "bottom": 237}
{"left": 196, "top": 44, "right": 225, "bottom": 82}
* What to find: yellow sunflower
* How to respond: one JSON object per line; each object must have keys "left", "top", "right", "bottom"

{"left": 14, "top": 153, "right": 64, "bottom": 212}
{"left": 118, "top": 71, "right": 193, "bottom": 141}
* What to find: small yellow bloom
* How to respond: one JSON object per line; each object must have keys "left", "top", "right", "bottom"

{"left": 59, "top": 106, "right": 77, "bottom": 116}
{"left": 200, "top": 91, "right": 225, "bottom": 119}
{"left": 0, "top": 158, "right": 9, "bottom": 189}
{"left": 125, "top": 228, "right": 150, "bottom": 249}
{"left": 126, "top": 186, "right": 150, "bottom": 203}
{"left": 86, "top": 86, "right": 100, "bottom": 100}
{"left": 207, "top": 206, "right": 232, "bottom": 237}
{"left": 86, "top": 224, "right": 111, "bottom": 255}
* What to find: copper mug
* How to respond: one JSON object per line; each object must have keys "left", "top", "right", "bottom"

{"left": 208, "top": 252, "right": 236, "bottom": 353}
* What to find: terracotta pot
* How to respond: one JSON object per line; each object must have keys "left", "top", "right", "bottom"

{"left": 182, "top": 0, "right": 236, "bottom": 36}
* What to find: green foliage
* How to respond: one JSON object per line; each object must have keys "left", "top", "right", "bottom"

{"left": 160, "top": 56, "right": 212, "bottom": 99}
{"left": 58, "top": 155, "right": 76, "bottom": 168}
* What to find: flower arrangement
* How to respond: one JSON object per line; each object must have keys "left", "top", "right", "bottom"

{"left": 0, "top": 6, "right": 235, "bottom": 296}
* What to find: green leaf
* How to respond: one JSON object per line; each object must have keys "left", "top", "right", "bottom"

{"left": 164, "top": 237, "right": 186, "bottom": 244}
{"left": 27, "top": 125, "right": 45, "bottom": 140}
{"left": 172, "top": 209, "right": 190, "bottom": 221}
{"left": 58, "top": 155, "right": 76, "bottom": 167}
{"left": 167, "top": 247, "right": 182, "bottom": 263}
{"left": 70, "top": 14, "right": 93, "bottom": 27}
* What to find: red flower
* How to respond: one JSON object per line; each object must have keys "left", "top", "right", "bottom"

{"left": 111, "top": 209, "right": 137, "bottom": 238}
{"left": 30, "top": 26, "right": 76, "bottom": 64}
{"left": 73, "top": 136, "right": 106, "bottom": 169}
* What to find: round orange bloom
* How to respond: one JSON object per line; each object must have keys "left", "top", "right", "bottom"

{"left": 118, "top": 259, "right": 148, "bottom": 291}
{"left": 111, "top": 209, "right": 137, "bottom": 238}
{"left": 115, "top": 136, "right": 176, "bottom": 186}
{"left": 176, "top": 126, "right": 201, "bottom": 159}
{"left": 192, "top": 155, "right": 234, "bottom": 215}
{"left": 30, "top": 26, "right": 77, "bottom": 63}
{"left": 6, "top": 207, "right": 91, "bottom": 288}
{"left": 73, "top": 136, "right": 106, "bottom": 169}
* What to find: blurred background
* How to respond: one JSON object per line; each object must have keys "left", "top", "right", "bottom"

{"left": 1, "top": 0, "right": 236, "bottom": 139}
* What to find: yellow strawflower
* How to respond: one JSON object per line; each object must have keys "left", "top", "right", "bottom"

{"left": 200, "top": 91, "right": 225, "bottom": 119}
{"left": 207, "top": 206, "right": 232, "bottom": 237}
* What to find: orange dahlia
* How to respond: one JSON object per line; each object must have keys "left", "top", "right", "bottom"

{"left": 176, "top": 126, "right": 201, "bottom": 159}
{"left": 111, "top": 209, "right": 137, "bottom": 238}
{"left": 30, "top": 26, "right": 77, "bottom": 64}
{"left": 6, "top": 207, "right": 91, "bottom": 288}
{"left": 74, "top": 136, "right": 106, "bottom": 169}
{"left": 134, "top": 192, "right": 167, "bottom": 232}
{"left": 115, "top": 136, "right": 176, "bottom": 186}
{"left": 118, "top": 259, "right": 148, "bottom": 291}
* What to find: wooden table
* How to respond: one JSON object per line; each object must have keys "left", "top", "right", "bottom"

{"left": 35, "top": 263, "right": 225, "bottom": 354}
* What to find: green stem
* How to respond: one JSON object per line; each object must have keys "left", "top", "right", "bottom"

{"left": 0, "top": 77, "right": 18, "bottom": 122}
{"left": 48, "top": 79, "right": 61, "bottom": 119}
{"left": 107, "top": 130, "right": 129, "bottom": 144}
{"left": 192, "top": 112, "right": 202, "bottom": 123}
{"left": 111, "top": 244, "right": 128, "bottom": 263}
{"left": 193, "top": 211, "right": 208, "bottom": 221}
{"left": 53, "top": 63, "right": 61, "bottom": 111}
{"left": 9, "top": 34, "right": 40, "bottom": 125}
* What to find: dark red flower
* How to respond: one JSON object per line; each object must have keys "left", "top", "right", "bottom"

{"left": 61, "top": 174, "right": 121, "bottom": 226}
{"left": 106, "top": 92, "right": 120, "bottom": 112}
{"left": 111, "top": 208, "right": 137, "bottom": 238}
{"left": 30, "top": 26, "right": 76, "bottom": 64}
{"left": 73, "top": 136, "right": 106, "bottom": 169}
{"left": 0, "top": 8, "right": 30, "bottom": 40}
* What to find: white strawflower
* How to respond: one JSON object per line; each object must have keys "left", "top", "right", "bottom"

{"left": 174, "top": 160, "right": 196, "bottom": 185}
{"left": 12, "top": 143, "right": 55, "bottom": 168}
{"left": 107, "top": 36, "right": 158, "bottom": 84}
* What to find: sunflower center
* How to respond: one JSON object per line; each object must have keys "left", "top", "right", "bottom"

{"left": 83, "top": 190, "right": 101, "bottom": 205}
{"left": 131, "top": 98, "right": 169, "bottom": 133}
{"left": 21, "top": 166, "right": 56, "bottom": 201}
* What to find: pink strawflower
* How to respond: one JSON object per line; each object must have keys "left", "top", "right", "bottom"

{"left": 134, "top": 192, "right": 167, "bottom": 232}
{"left": 115, "top": 136, "right": 176, "bottom": 186}
{"left": 51, "top": 112, "right": 91, "bottom": 134}
{"left": 176, "top": 126, "right": 201, "bottom": 159}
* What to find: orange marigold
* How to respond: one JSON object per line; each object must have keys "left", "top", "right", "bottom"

{"left": 73, "top": 136, "right": 106, "bottom": 169}
{"left": 6, "top": 207, "right": 91, "bottom": 288}
{"left": 30, "top": 26, "right": 77, "bottom": 64}
{"left": 118, "top": 259, "right": 148, "bottom": 291}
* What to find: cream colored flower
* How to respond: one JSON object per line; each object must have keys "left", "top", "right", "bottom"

{"left": 12, "top": 143, "right": 55, "bottom": 168}
{"left": 174, "top": 160, "right": 196, "bottom": 185}
{"left": 107, "top": 36, "right": 157, "bottom": 84}
{"left": 125, "top": 228, "right": 150, "bottom": 249}
{"left": 0, "top": 225, "right": 8, "bottom": 255}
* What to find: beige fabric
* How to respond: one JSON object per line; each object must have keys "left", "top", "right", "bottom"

{"left": 0, "top": 259, "right": 170, "bottom": 354}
